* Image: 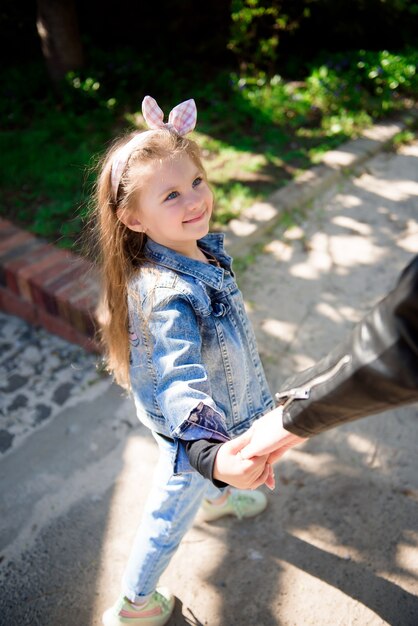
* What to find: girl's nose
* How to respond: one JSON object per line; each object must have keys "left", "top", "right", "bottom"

{"left": 183, "top": 189, "right": 200, "bottom": 210}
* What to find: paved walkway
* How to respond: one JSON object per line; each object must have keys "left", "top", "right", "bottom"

{"left": 0, "top": 140, "right": 417, "bottom": 625}
{"left": 0, "top": 312, "right": 103, "bottom": 455}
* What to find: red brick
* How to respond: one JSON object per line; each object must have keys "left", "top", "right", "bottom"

{"left": 68, "top": 270, "right": 99, "bottom": 296}
{"left": 46, "top": 258, "right": 92, "bottom": 298}
{"left": 55, "top": 285, "right": 91, "bottom": 328}
{"left": 16, "top": 248, "right": 70, "bottom": 302}
{"left": 55, "top": 275, "right": 92, "bottom": 302}
{"left": 0, "top": 218, "right": 14, "bottom": 231}
{"left": 68, "top": 302, "right": 97, "bottom": 336}
{"left": 58, "top": 271, "right": 99, "bottom": 307}
{"left": 0, "top": 220, "right": 20, "bottom": 240}
{"left": 37, "top": 308, "right": 100, "bottom": 353}
{"left": 0, "top": 231, "right": 34, "bottom": 256}
{"left": 4, "top": 239, "right": 50, "bottom": 271}
{"left": 43, "top": 251, "right": 82, "bottom": 286}
{"left": 4, "top": 242, "right": 53, "bottom": 294}
{"left": 29, "top": 257, "right": 75, "bottom": 314}
{"left": 0, "top": 238, "right": 41, "bottom": 286}
{"left": 66, "top": 287, "right": 99, "bottom": 324}
{"left": 60, "top": 288, "right": 98, "bottom": 335}
{"left": 0, "top": 285, "right": 39, "bottom": 326}
{"left": 0, "top": 220, "right": 102, "bottom": 351}
{"left": 29, "top": 253, "right": 81, "bottom": 297}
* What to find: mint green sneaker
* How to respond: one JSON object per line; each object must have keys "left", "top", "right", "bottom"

{"left": 102, "top": 588, "right": 175, "bottom": 626}
{"left": 200, "top": 488, "right": 268, "bottom": 522}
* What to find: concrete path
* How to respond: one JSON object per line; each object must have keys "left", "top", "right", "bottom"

{"left": 1, "top": 141, "right": 417, "bottom": 625}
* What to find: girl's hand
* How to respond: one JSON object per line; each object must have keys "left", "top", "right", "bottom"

{"left": 213, "top": 429, "right": 275, "bottom": 491}
{"left": 239, "top": 407, "right": 307, "bottom": 462}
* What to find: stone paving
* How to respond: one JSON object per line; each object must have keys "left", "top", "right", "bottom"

{"left": 0, "top": 311, "right": 107, "bottom": 456}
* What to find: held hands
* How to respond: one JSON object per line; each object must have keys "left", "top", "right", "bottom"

{"left": 213, "top": 407, "right": 307, "bottom": 491}
{"left": 239, "top": 407, "right": 308, "bottom": 464}
{"left": 213, "top": 429, "right": 275, "bottom": 491}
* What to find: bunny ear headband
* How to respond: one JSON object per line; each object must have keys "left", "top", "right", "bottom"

{"left": 110, "top": 95, "right": 197, "bottom": 201}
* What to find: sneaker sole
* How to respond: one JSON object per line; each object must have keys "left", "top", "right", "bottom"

{"left": 102, "top": 595, "right": 175, "bottom": 626}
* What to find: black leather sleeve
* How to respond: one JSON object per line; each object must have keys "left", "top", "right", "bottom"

{"left": 280, "top": 255, "right": 418, "bottom": 437}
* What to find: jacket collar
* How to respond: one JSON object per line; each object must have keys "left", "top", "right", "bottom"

{"left": 144, "top": 234, "right": 232, "bottom": 290}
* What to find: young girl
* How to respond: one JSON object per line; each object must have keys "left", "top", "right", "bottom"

{"left": 92, "top": 95, "right": 276, "bottom": 626}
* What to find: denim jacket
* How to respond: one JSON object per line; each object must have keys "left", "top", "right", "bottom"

{"left": 127, "top": 233, "right": 274, "bottom": 474}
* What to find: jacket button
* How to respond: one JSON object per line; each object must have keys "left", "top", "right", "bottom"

{"left": 212, "top": 302, "right": 226, "bottom": 317}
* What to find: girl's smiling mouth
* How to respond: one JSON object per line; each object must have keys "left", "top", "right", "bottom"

{"left": 183, "top": 210, "right": 206, "bottom": 224}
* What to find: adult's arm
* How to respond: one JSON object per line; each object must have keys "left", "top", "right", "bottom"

{"left": 280, "top": 254, "right": 418, "bottom": 437}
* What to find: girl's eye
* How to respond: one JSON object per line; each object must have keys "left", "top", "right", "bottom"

{"left": 193, "top": 176, "right": 203, "bottom": 188}
{"left": 165, "top": 190, "right": 179, "bottom": 201}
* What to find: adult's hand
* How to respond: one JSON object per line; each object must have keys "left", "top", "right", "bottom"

{"left": 240, "top": 407, "right": 307, "bottom": 463}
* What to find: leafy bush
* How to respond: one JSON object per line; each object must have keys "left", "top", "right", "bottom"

{"left": 308, "top": 49, "right": 418, "bottom": 114}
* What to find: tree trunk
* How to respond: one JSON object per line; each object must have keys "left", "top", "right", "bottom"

{"left": 36, "top": 0, "right": 84, "bottom": 84}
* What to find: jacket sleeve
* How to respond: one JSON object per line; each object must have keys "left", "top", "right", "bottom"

{"left": 147, "top": 291, "right": 230, "bottom": 443}
{"left": 279, "top": 254, "right": 418, "bottom": 437}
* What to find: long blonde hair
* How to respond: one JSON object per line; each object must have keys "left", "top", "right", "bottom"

{"left": 89, "top": 128, "right": 206, "bottom": 388}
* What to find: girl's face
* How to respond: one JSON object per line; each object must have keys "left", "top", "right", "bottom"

{"left": 125, "top": 153, "right": 213, "bottom": 258}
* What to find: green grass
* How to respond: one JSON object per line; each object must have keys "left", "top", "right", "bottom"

{"left": 1, "top": 47, "right": 417, "bottom": 251}
{"left": 1, "top": 111, "right": 112, "bottom": 248}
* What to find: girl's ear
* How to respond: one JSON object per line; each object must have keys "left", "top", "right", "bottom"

{"left": 116, "top": 208, "right": 145, "bottom": 233}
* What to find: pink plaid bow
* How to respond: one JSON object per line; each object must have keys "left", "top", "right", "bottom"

{"left": 111, "top": 95, "right": 197, "bottom": 200}
{"left": 142, "top": 95, "right": 197, "bottom": 135}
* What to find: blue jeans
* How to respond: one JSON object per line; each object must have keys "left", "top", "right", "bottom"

{"left": 121, "top": 433, "right": 223, "bottom": 602}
